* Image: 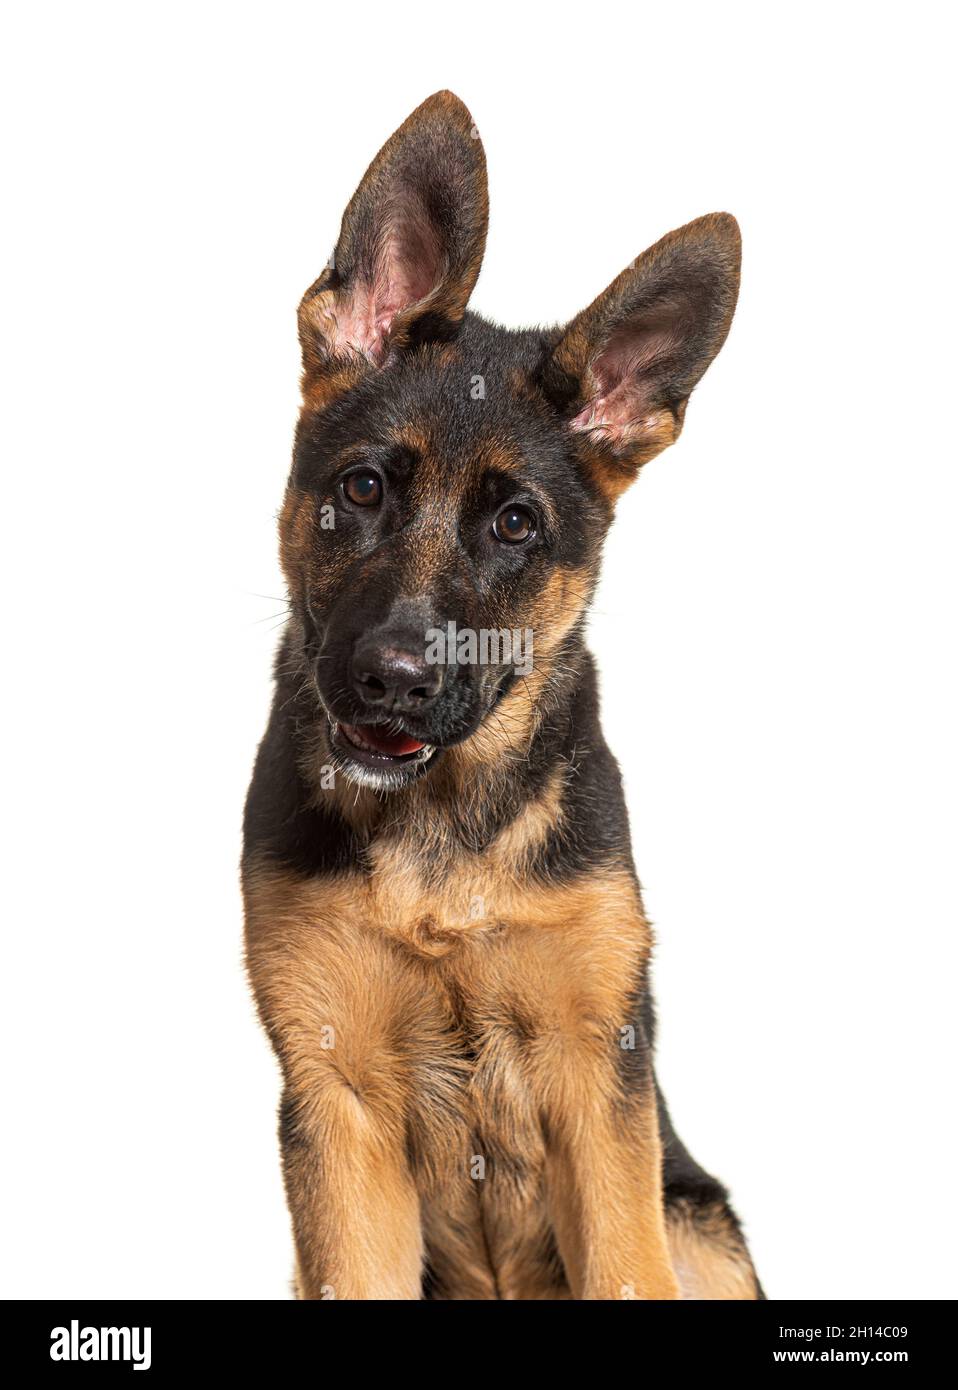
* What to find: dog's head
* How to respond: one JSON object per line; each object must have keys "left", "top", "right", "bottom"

{"left": 279, "top": 92, "right": 740, "bottom": 791}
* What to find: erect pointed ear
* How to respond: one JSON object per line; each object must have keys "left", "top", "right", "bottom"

{"left": 541, "top": 213, "right": 741, "bottom": 498}
{"left": 298, "top": 91, "right": 488, "bottom": 383}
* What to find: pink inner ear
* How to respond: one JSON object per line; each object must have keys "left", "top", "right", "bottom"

{"left": 570, "top": 302, "right": 686, "bottom": 441}
{"left": 334, "top": 197, "right": 445, "bottom": 365}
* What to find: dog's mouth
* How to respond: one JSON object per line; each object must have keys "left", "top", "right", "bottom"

{"left": 339, "top": 721, "right": 434, "bottom": 762}
{"left": 328, "top": 717, "right": 440, "bottom": 787}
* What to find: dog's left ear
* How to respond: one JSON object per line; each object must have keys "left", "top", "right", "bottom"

{"left": 542, "top": 213, "right": 741, "bottom": 497}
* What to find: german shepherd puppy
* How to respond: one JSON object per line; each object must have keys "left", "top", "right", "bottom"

{"left": 243, "top": 91, "right": 761, "bottom": 1300}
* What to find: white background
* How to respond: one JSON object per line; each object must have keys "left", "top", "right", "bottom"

{"left": 2, "top": 1, "right": 955, "bottom": 1300}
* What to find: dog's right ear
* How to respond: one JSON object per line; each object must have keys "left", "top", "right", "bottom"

{"left": 298, "top": 91, "right": 488, "bottom": 386}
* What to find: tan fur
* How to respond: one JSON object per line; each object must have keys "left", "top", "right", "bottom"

{"left": 435, "top": 565, "right": 591, "bottom": 777}
{"left": 667, "top": 1199, "right": 762, "bottom": 1300}
{"left": 278, "top": 487, "right": 317, "bottom": 596}
{"left": 243, "top": 837, "right": 682, "bottom": 1299}
{"left": 576, "top": 404, "right": 685, "bottom": 504}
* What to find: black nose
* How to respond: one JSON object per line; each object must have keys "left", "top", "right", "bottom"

{"left": 350, "top": 635, "right": 443, "bottom": 713}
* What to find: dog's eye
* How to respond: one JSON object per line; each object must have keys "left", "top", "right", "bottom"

{"left": 493, "top": 505, "right": 535, "bottom": 544}
{"left": 342, "top": 470, "right": 382, "bottom": 507}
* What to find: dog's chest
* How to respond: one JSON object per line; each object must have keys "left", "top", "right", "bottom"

{"left": 247, "top": 846, "right": 647, "bottom": 1168}
{"left": 245, "top": 847, "right": 649, "bottom": 1296}
{"left": 350, "top": 845, "right": 646, "bottom": 1173}
{"left": 374, "top": 864, "right": 642, "bottom": 1300}
{"left": 360, "top": 834, "right": 525, "bottom": 957}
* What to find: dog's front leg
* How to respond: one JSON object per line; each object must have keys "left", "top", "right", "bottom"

{"left": 546, "top": 1088, "right": 679, "bottom": 1301}
{"left": 245, "top": 869, "right": 432, "bottom": 1300}
{"left": 281, "top": 1081, "right": 423, "bottom": 1300}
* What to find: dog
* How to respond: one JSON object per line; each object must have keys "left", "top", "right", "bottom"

{"left": 243, "top": 90, "right": 761, "bottom": 1300}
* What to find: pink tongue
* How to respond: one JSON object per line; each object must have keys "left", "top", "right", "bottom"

{"left": 352, "top": 724, "right": 426, "bottom": 756}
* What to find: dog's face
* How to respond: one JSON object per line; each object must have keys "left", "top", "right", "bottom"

{"left": 279, "top": 92, "right": 740, "bottom": 790}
